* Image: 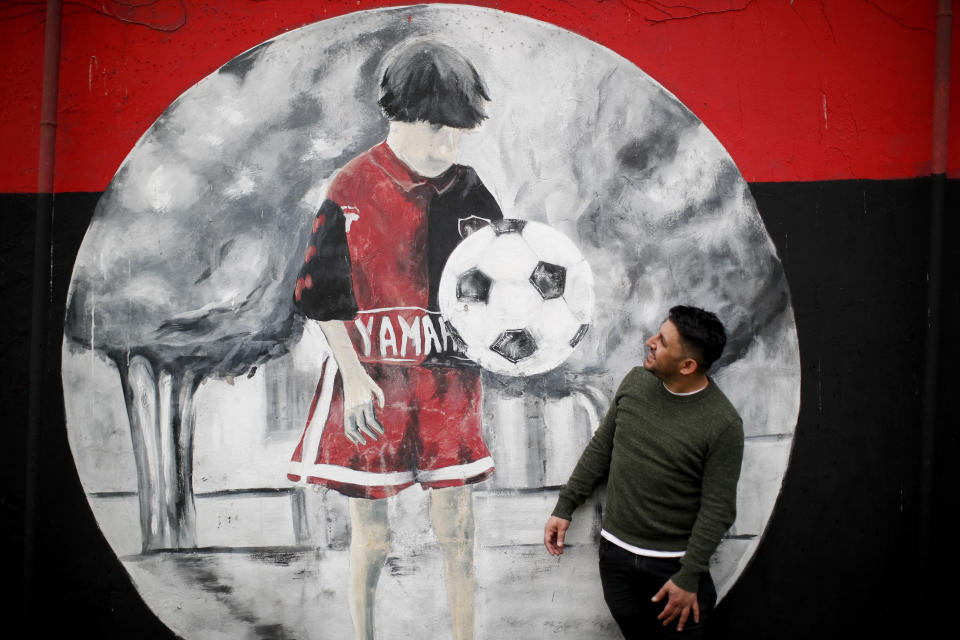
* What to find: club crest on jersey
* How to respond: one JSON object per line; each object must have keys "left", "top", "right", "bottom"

{"left": 458, "top": 215, "right": 491, "bottom": 239}
{"left": 342, "top": 206, "right": 360, "bottom": 232}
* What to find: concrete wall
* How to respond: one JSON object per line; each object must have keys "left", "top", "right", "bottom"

{"left": 2, "top": 1, "right": 957, "bottom": 638}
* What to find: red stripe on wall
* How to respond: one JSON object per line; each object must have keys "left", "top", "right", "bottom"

{"left": 1, "top": 0, "right": 957, "bottom": 192}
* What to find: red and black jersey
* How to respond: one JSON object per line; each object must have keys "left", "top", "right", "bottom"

{"left": 294, "top": 141, "right": 503, "bottom": 365}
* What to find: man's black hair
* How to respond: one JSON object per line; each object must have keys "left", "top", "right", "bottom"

{"left": 379, "top": 40, "right": 490, "bottom": 129}
{"left": 668, "top": 305, "right": 727, "bottom": 372}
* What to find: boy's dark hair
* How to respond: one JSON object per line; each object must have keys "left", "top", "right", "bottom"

{"left": 379, "top": 40, "right": 490, "bottom": 129}
{"left": 668, "top": 305, "right": 727, "bottom": 372}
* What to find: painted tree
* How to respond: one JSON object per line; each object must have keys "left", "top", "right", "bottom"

{"left": 62, "top": 40, "right": 363, "bottom": 550}
{"left": 64, "top": 154, "right": 308, "bottom": 550}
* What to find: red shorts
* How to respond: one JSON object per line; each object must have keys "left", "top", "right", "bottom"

{"left": 287, "top": 360, "right": 494, "bottom": 499}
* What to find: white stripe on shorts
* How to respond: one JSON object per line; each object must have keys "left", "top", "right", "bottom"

{"left": 288, "top": 462, "right": 415, "bottom": 487}
{"left": 288, "top": 457, "right": 494, "bottom": 487}
{"left": 415, "top": 457, "right": 494, "bottom": 483}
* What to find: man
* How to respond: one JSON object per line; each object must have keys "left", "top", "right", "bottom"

{"left": 544, "top": 305, "right": 744, "bottom": 638}
{"left": 287, "top": 39, "right": 502, "bottom": 640}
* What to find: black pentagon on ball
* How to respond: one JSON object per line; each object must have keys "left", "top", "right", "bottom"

{"left": 529, "top": 261, "right": 566, "bottom": 300}
{"left": 490, "top": 329, "right": 537, "bottom": 363}
{"left": 456, "top": 268, "right": 492, "bottom": 303}
{"left": 490, "top": 218, "right": 527, "bottom": 235}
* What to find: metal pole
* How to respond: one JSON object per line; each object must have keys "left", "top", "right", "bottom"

{"left": 919, "top": 0, "right": 952, "bottom": 596}
{"left": 25, "top": 0, "right": 63, "bottom": 617}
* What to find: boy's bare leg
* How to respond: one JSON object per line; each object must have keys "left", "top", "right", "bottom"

{"left": 349, "top": 497, "right": 390, "bottom": 640}
{"left": 429, "top": 485, "right": 476, "bottom": 640}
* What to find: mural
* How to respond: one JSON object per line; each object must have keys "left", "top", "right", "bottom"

{"left": 62, "top": 4, "right": 800, "bottom": 639}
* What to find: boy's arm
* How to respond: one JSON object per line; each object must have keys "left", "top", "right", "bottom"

{"left": 304, "top": 319, "right": 384, "bottom": 445}
{"left": 296, "top": 199, "right": 384, "bottom": 445}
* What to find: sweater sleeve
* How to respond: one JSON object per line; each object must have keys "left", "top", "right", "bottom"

{"left": 551, "top": 374, "right": 630, "bottom": 520}
{"left": 671, "top": 416, "right": 744, "bottom": 592}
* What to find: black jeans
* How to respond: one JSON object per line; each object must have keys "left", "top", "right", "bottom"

{"left": 598, "top": 538, "right": 717, "bottom": 639}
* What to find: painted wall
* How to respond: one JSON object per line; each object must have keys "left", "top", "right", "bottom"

{"left": 3, "top": 1, "right": 958, "bottom": 638}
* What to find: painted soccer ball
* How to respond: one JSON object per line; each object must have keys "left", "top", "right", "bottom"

{"left": 439, "top": 219, "right": 594, "bottom": 376}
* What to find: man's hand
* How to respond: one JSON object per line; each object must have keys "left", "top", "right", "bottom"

{"left": 652, "top": 579, "right": 699, "bottom": 631}
{"left": 340, "top": 366, "right": 385, "bottom": 445}
{"left": 543, "top": 516, "right": 570, "bottom": 556}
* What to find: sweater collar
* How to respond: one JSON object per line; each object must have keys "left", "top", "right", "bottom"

{"left": 654, "top": 372, "right": 717, "bottom": 403}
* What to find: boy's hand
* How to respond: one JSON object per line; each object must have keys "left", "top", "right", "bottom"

{"left": 341, "top": 367, "right": 385, "bottom": 445}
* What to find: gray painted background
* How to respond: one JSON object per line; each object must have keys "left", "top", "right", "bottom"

{"left": 62, "top": 5, "right": 800, "bottom": 638}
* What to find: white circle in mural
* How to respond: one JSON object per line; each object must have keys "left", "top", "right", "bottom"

{"left": 62, "top": 5, "right": 800, "bottom": 639}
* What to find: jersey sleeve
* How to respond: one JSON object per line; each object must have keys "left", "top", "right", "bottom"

{"left": 293, "top": 199, "right": 358, "bottom": 321}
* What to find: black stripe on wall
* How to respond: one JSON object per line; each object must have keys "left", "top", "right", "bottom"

{"left": 3, "top": 192, "right": 173, "bottom": 636}
{"left": 3, "top": 179, "right": 957, "bottom": 637}
{"left": 716, "top": 178, "right": 958, "bottom": 638}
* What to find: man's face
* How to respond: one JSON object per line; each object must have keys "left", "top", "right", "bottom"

{"left": 643, "top": 320, "right": 693, "bottom": 380}
{"left": 389, "top": 120, "right": 464, "bottom": 177}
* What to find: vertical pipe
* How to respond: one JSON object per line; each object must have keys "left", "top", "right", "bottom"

{"left": 931, "top": 0, "right": 953, "bottom": 176}
{"left": 25, "top": 0, "right": 63, "bottom": 617}
{"left": 920, "top": 0, "right": 952, "bottom": 592}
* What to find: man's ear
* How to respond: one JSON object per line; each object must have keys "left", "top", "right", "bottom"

{"left": 679, "top": 357, "right": 699, "bottom": 376}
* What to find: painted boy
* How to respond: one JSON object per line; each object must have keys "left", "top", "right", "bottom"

{"left": 287, "top": 39, "right": 502, "bottom": 640}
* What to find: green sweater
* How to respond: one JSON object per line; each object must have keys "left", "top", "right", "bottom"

{"left": 552, "top": 367, "right": 744, "bottom": 592}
